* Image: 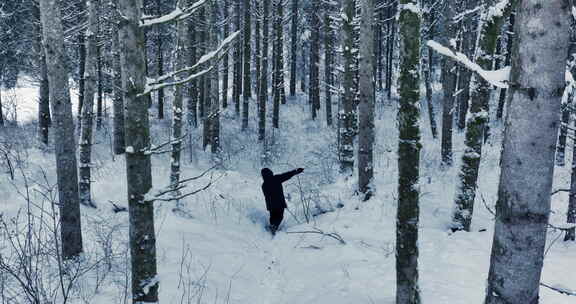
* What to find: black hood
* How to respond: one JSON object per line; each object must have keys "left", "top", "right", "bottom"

{"left": 261, "top": 168, "right": 274, "bottom": 180}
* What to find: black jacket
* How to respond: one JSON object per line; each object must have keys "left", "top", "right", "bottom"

{"left": 261, "top": 169, "right": 301, "bottom": 211}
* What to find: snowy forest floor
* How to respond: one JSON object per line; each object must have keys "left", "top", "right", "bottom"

{"left": 1, "top": 78, "right": 575, "bottom": 304}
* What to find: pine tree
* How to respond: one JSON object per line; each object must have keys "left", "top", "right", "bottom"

{"left": 484, "top": 1, "right": 570, "bottom": 302}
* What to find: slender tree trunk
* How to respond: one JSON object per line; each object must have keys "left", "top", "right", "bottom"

{"left": 357, "top": 0, "right": 374, "bottom": 200}
{"left": 188, "top": 20, "right": 198, "bottom": 128}
{"left": 440, "top": 2, "right": 457, "bottom": 167}
{"left": 210, "top": 3, "right": 220, "bottom": 154}
{"left": 79, "top": 0, "right": 100, "bottom": 209}
{"left": 77, "top": 9, "right": 87, "bottom": 131}
{"left": 96, "top": 44, "right": 103, "bottom": 129}
{"left": 338, "top": 0, "right": 356, "bottom": 173}
{"left": 112, "top": 26, "right": 125, "bottom": 155}
{"left": 39, "top": 0, "right": 83, "bottom": 260}
{"left": 309, "top": 3, "right": 320, "bottom": 120}
{"left": 566, "top": 117, "right": 576, "bottom": 241}
{"left": 385, "top": 1, "right": 396, "bottom": 99}
{"left": 452, "top": 0, "right": 511, "bottom": 232}
{"left": 0, "top": 82, "right": 3, "bottom": 126}
{"left": 156, "top": 0, "right": 165, "bottom": 119}
{"left": 421, "top": 1, "right": 437, "bottom": 139}
{"left": 39, "top": 52, "right": 51, "bottom": 144}
{"left": 272, "top": 0, "right": 286, "bottom": 127}
{"left": 222, "top": 0, "right": 230, "bottom": 109}
{"left": 396, "top": 0, "right": 421, "bottom": 302}
{"left": 324, "top": 0, "right": 333, "bottom": 127}
{"left": 300, "top": 38, "right": 307, "bottom": 93}
{"left": 233, "top": 0, "right": 243, "bottom": 116}
{"left": 202, "top": 7, "right": 212, "bottom": 149}
{"left": 255, "top": 1, "right": 261, "bottom": 101}
{"left": 290, "top": 0, "right": 298, "bottom": 97}
{"left": 496, "top": 13, "right": 514, "bottom": 120}
{"left": 259, "top": 0, "right": 270, "bottom": 141}
{"left": 484, "top": 2, "right": 569, "bottom": 303}
{"left": 117, "top": 0, "right": 159, "bottom": 301}
{"left": 242, "top": 0, "right": 251, "bottom": 130}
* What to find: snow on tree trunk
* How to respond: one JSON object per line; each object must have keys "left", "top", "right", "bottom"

{"left": 452, "top": 0, "right": 511, "bottom": 232}
{"left": 357, "top": 0, "right": 374, "bottom": 200}
{"left": 39, "top": 0, "right": 84, "bottom": 260}
{"left": 338, "top": 0, "right": 357, "bottom": 174}
{"left": 309, "top": 2, "right": 321, "bottom": 120}
{"left": 79, "top": 0, "right": 101, "bottom": 209}
{"left": 272, "top": 0, "right": 286, "bottom": 128}
{"left": 222, "top": 0, "right": 230, "bottom": 109}
{"left": 484, "top": 1, "right": 570, "bottom": 303}
{"left": 255, "top": 1, "right": 262, "bottom": 101}
{"left": 290, "top": 0, "right": 298, "bottom": 97}
{"left": 259, "top": 0, "right": 270, "bottom": 141}
{"left": 188, "top": 21, "right": 199, "bottom": 129}
{"left": 396, "top": 0, "right": 421, "bottom": 303}
{"left": 242, "top": 0, "right": 251, "bottom": 130}
{"left": 210, "top": 2, "right": 220, "bottom": 155}
{"left": 156, "top": 0, "right": 165, "bottom": 120}
{"left": 496, "top": 13, "right": 514, "bottom": 120}
{"left": 117, "top": 0, "right": 159, "bottom": 301}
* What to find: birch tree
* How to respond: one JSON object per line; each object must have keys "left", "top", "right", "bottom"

{"left": 452, "top": 0, "right": 512, "bottom": 232}
{"left": 39, "top": 0, "right": 84, "bottom": 260}
{"left": 484, "top": 1, "right": 570, "bottom": 302}
{"left": 396, "top": 0, "right": 421, "bottom": 302}
{"left": 79, "top": 0, "right": 100, "bottom": 209}
{"left": 357, "top": 0, "right": 374, "bottom": 200}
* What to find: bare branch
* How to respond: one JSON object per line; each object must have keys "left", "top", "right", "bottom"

{"left": 286, "top": 228, "right": 346, "bottom": 244}
{"left": 140, "top": 0, "right": 208, "bottom": 27}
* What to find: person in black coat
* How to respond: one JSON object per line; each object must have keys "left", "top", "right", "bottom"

{"left": 261, "top": 167, "right": 304, "bottom": 233}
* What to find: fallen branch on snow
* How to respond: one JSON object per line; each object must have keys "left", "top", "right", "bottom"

{"left": 286, "top": 227, "right": 346, "bottom": 245}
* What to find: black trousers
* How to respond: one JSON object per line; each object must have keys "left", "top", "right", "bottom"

{"left": 269, "top": 208, "right": 284, "bottom": 228}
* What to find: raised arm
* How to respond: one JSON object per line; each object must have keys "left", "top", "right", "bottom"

{"left": 277, "top": 168, "right": 304, "bottom": 183}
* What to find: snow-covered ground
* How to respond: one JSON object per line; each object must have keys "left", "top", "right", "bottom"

{"left": 1, "top": 79, "right": 575, "bottom": 304}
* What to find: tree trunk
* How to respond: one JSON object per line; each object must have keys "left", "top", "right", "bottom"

{"left": 210, "top": 3, "right": 220, "bottom": 155}
{"left": 222, "top": 0, "right": 230, "bottom": 108}
{"left": 255, "top": 1, "right": 261, "bottom": 101}
{"left": 77, "top": 15, "right": 86, "bottom": 131}
{"left": 338, "top": 0, "right": 356, "bottom": 174}
{"left": 39, "top": 0, "right": 83, "bottom": 260}
{"left": 117, "top": 0, "right": 159, "bottom": 301}
{"left": 357, "top": 0, "right": 374, "bottom": 200}
{"left": 259, "top": 0, "right": 270, "bottom": 141}
{"left": 309, "top": 3, "right": 320, "bottom": 120}
{"left": 79, "top": 0, "right": 100, "bottom": 209}
{"left": 484, "top": 1, "right": 569, "bottom": 303}
{"left": 324, "top": 0, "right": 333, "bottom": 127}
{"left": 566, "top": 118, "right": 576, "bottom": 241}
{"left": 496, "top": 13, "right": 514, "bottom": 120}
{"left": 396, "top": 1, "right": 421, "bottom": 302}
{"left": 156, "top": 0, "right": 165, "bottom": 119}
{"left": 452, "top": 0, "right": 511, "bottom": 232}
{"left": 242, "top": 0, "right": 251, "bottom": 130}
{"left": 188, "top": 20, "right": 198, "bottom": 129}
{"left": 421, "top": 1, "right": 437, "bottom": 139}
{"left": 39, "top": 51, "right": 51, "bottom": 144}
{"left": 233, "top": 0, "right": 243, "bottom": 116}
{"left": 440, "top": 2, "right": 457, "bottom": 167}
{"left": 112, "top": 25, "right": 125, "bottom": 155}
{"left": 272, "top": 0, "right": 286, "bottom": 127}
{"left": 290, "top": 0, "right": 298, "bottom": 97}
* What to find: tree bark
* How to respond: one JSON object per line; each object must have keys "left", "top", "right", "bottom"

{"left": 39, "top": 0, "right": 84, "bottom": 260}
{"left": 440, "top": 2, "right": 457, "bottom": 167}
{"left": 484, "top": 1, "right": 569, "bottom": 303}
{"left": 156, "top": 0, "right": 165, "bottom": 119}
{"left": 259, "top": 0, "right": 270, "bottom": 141}
{"left": 290, "top": 0, "right": 298, "bottom": 97}
{"left": 39, "top": 51, "right": 51, "bottom": 144}
{"left": 309, "top": 3, "right": 320, "bottom": 120}
{"left": 396, "top": 1, "right": 421, "bottom": 302}
{"left": 324, "top": 0, "right": 333, "bottom": 127}
{"left": 222, "top": 0, "right": 230, "bottom": 109}
{"left": 112, "top": 13, "right": 126, "bottom": 155}
{"left": 421, "top": 0, "right": 437, "bottom": 139}
{"left": 242, "top": 0, "right": 251, "bottom": 130}
{"left": 117, "top": 0, "right": 159, "bottom": 301}
{"left": 233, "top": 0, "right": 243, "bottom": 116}
{"left": 188, "top": 20, "right": 198, "bottom": 129}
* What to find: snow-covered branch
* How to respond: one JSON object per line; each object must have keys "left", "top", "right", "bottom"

{"left": 426, "top": 40, "right": 510, "bottom": 88}
{"left": 140, "top": 31, "right": 240, "bottom": 96}
{"left": 140, "top": 0, "right": 207, "bottom": 27}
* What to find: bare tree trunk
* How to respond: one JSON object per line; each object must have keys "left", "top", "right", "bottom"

{"left": 496, "top": 13, "right": 514, "bottom": 120}
{"left": 79, "top": 0, "right": 100, "bottom": 209}
{"left": 259, "top": 0, "right": 270, "bottom": 141}
{"left": 156, "top": 0, "right": 165, "bottom": 119}
{"left": 309, "top": 2, "right": 320, "bottom": 120}
{"left": 440, "top": 2, "right": 457, "bottom": 167}
{"left": 39, "top": 52, "right": 51, "bottom": 144}
{"left": 324, "top": 0, "right": 333, "bottom": 127}
{"left": 484, "top": 1, "right": 570, "bottom": 303}
{"left": 290, "top": 0, "right": 298, "bottom": 97}
{"left": 338, "top": 0, "right": 356, "bottom": 174}
{"left": 233, "top": 0, "right": 243, "bottom": 116}
{"left": 112, "top": 4, "right": 126, "bottom": 155}
{"left": 272, "top": 0, "right": 286, "bottom": 127}
{"left": 421, "top": 1, "right": 437, "bottom": 139}
{"left": 77, "top": 3, "right": 87, "bottom": 131}
{"left": 242, "top": 0, "right": 251, "bottom": 130}
{"left": 566, "top": 120, "right": 576, "bottom": 241}
{"left": 222, "top": 0, "right": 230, "bottom": 108}
{"left": 357, "top": 0, "right": 374, "bottom": 200}
{"left": 117, "top": 0, "right": 159, "bottom": 301}
{"left": 39, "top": 0, "right": 83, "bottom": 260}
{"left": 96, "top": 44, "right": 103, "bottom": 129}
{"left": 255, "top": 1, "right": 261, "bottom": 101}
{"left": 210, "top": 2, "right": 220, "bottom": 155}
{"left": 396, "top": 1, "right": 421, "bottom": 302}
{"left": 188, "top": 20, "right": 198, "bottom": 128}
